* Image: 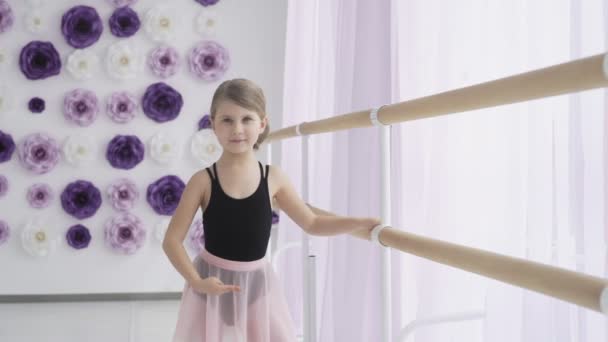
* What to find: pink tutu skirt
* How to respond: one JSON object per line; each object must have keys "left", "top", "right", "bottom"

{"left": 172, "top": 248, "right": 297, "bottom": 342}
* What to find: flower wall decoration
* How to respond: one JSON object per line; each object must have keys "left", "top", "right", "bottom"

{"left": 66, "top": 224, "right": 91, "bottom": 250}
{"left": 104, "top": 213, "right": 146, "bottom": 255}
{"left": 195, "top": 10, "right": 217, "bottom": 36}
{"left": 0, "top": 220, "right": 9, "bottom": 246}
{"left": 18, "top": 132, "right": 61, "bottom": 174}
{"left": 144, "top": 5, "right": 176, "bottom": 42}
{"left": 190, "top": 129, "right": 222, "bottom": 166}
{"left": 188, "top": 40, "right": 230, "bottom": 81}
{"left": 28, "top": 97, "right": 45, "bottom": 114}
{"left": 148, "top": 132, "right": 180, "bottom": 165}
{"left": 187, "top": 218, "right": 204, "bottom": 253}
{"left": 24, "top": 10, "right": 46, "bottom": 34}
{"left": 106, "top": 41, "right": 142, "bottom": 80}
{"left": 62, "top": 135, "right": 96, "bottom": 167}
{"left": 64, "top": 89, "right": 99, "bottom": 126}
{"left": 0, "top": 175, "right": 8, "bottom": 198}
{"left": 66, "top": 49, "right": 99, "bottom": 81}
{"left": 26, "top": 183, "right": 54, "bottom": 209}
{"left": 106, "top": 135, "right": 145, "bottom": 170}
{"left": 147, "top": 45, "right": 180, "bottom": 78}
{"left": 198, "top": 114, "right": 212, "bottom": 130}
{"left": 195, "top": 0, "right": 220, "bottom": 7}
{"left": 61, "top": 5, "right": 103, "bottom": 49}
{"left": 0, "top": 0, "right": 14, "bottom": 34}
{"left": 109, "top": 6, "right": 140, "bottom": 38}
{"left": 107, "top": 0, "right": 138, "bottom": 8}
{"left": 106, "top": 178, "right": 139, "bottom": 212}
{"left": 60, "top": 180, "right": 102, "bottom": 219}
{"left": 21, "top": 218, "right": 58, "bottom": 257}
{"left": 19, "top": 41, "right": 61, "bottom": 80}
{"left": 142, "top": 82, "right": 183, "bottom": 123}
{"left": 146, "top": 175, "right": 185, "bottom": 216}
{"left": 106, "top": 91, "right": 138, "bottom": 124}
{"left": 0, "top": 130, "right": 15, "bottom": 163}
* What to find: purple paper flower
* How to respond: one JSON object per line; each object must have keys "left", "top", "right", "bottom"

{"left": 61, "top": 6, "right": 103, "bottom": 49}
{"left": 106, "top": 135, "right": 145, "bottom": 170}
{"left": 195, "top": 0, "right": 219, "bottom": 6}
{"left": 0, "top": 0, "right": 14, "bottom": 34}
{"left": 107, "top": 0, "right": 138, "bottom": 7}
{"left": 188, "top": 40, "right": 230, "bottom": 81}
{"left": 107, "top": 178, "right": 139, "bottom": 211}
{"left": 19, "top": 41, "right": 62, "bottom": 80}
{"left": 61, "top": 180, "right": 102, "bottom": 219}
{"left": 109, "top": 6, "right": 140, "bottom": 38}
{"left": 198, "top": 114, "right": 211, "bottom": 130}
{"left": 272, "top": 210, "right": 279, "bottom": 225}
{"left": 146, "top": 175, "right": 185, "bottom": 216}
{"left": 18, "top": 133, "right": 61, "bottom": 174}
{"left": 0, "top": 130, "right": 15, "bottom": 163}
{"left": 142, "top": 82, "right": 183, "bottom": 123}
{"left": 106, "top": 91, "right": 138, "bottom": 124}
{"left": 0, "top": 175, "right": 8, "bottom": 198}
{"left": 0, "top": 220, "right": 9, "bottom": 246}
{"left": 104, "top": 213, "right": 146, "bottom": 255}
{"left": 66, "top": 224, "right": 91, "bottom": 249}
{"left": 147, "top": 45, "right": 180, "bottom": 78}
{"left": 64, "top": 89, "right": 99, "bottom": 127}
{"left": 28, "top": 97, "right": 45, "bottom": 113}
{"left": 26, "top": 183, "right": 54, "bottom": 209}
{"left": 188, "top": 218, "right": 205, "bottom": 253}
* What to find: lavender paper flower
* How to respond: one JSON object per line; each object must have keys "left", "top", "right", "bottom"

{"left": 107, "top": 0, "right": 138, "bottom": 8}
{"left": 19, "top": 41, "right": 62, "bottom": 80}
{"left": 106, "top": 135, "right": 145, "bottom": 170}
{"left": 106, "top": 91, "right": 138, "bottom": 124}
{"left": 195, "top": 0, "right": 219, "bottom": 6}
{"left": 0, "top": 220, "right": 9, "bottom": 245}
{"left": 142, "top": 82, "right": 183, "bottom": 123}
{"left": 104, "top": 213, "right": 146, "bottom": 255}
{"left": 28, "top": 97, "right": 45, "bottom": 113}
{"left": 18, "top": 133, "right": 61, "bottom": 174}
{"left": 146, "top": 175, "right": 185, "bottom": 216}
{"left": 61, "top": 180, "right": 102, "bottom": 219}
{"left": 107, "top": 178, "right": 139, "bottom": 211}
{"left": 0, "top": 130, "right": 15, "bottom": 163}
{"left": 26, "top": 183, "right": 54, "bottom": 209}
{"left": 188, "top": 40, "right": 230, "bottom": 81}
{"left": 61, "top": 6, "right": 103, "bottom": 49}
{"left": 187, "top": 218, "right": 205, "bottom": 253}
{"left": 64, "top": 89, "right": 99, "bottom": 127}
{"left": 0, "top": 0, "right": 14, "bottom": 33}
{"left": 0, "top": 175, "right": 8, "bottom": 198}
{"left": 109, "top": 6, "right": 140, "bottom": 38}
{"left": 66, "top": 224, "right": 91, "bottom": 249}
{"left": 147, "top": 45, "right": 180, "bottom": 78}
{"left": 197, "top": 114, "right": 211, "bottom": 130}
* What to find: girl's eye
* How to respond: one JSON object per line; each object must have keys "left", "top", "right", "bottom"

{"left": 243, "top": 117, "right": 253, "bottom": 122}
{"left": 223, "top": 118, "right": 232, "bottom": 123}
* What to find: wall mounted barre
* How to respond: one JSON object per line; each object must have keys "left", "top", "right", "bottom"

{"left": 267, "top": 53, "right": 608, "bottom": 142}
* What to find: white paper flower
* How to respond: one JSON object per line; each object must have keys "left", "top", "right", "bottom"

{"left": 0, "top": 86, "right": 12, "bottom": 115}
{"left": 62, "top": 135, "right": 96, "bottom": 167}
{"left": 144, "top": 5, "right": 176, "bottom": 42}
{"left": 66, "top": 49, "right": 99, "bottom": 81}
{"left": 154, "top": 218, "right": 171, "bottom": 242}
{"left": 148, "top": 131, "right": 180, "bottom": 165}
{"left": 195, "top": 9, "right": 217, "bottom": 36}
{"left": 0, "top": 48, "right": 11, "bottom": 71}
{"left": 106, "top": 41, "right": 142, "bottom": 80}
{"left": 24, "top": 10, "right": 46, "bottom": 34}
{"left": 190, "top": 129, "right": 222, "bottom": 166}
{"left": 21, "top": 218, "right": 58, "bottom": 257}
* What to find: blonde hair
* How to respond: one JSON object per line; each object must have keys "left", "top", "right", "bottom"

{"left": 210, "top": 79, "right": 269, "bottom": 150}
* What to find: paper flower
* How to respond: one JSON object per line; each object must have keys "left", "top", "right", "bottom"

{"left": 28, "top": 97, "right": 45, "bottom": 113}
{"left": 24, "top": 10, "right": 46, "bottom": 34}
{"left": 190, "top": 129, "right": 222, "bottom": 166}
{"left": 0, "top": 85, "right": 12, "bottom": 115}
{"left": 107, "top": 0, "right": 138, "bottom": 7}
{"left": 60, "top": 180, "right": 102, "bottom": 219}
{"left": 188, "top": 40, "right": 230, "bottom": 81}
{"left": 0, "top": 130, "right": 15, "bottom": 163}
{"left": 272, "top": 210, "right": 279, "bottom": 225}
{"left": 148, "top": 132, "right": 180, "bottom": 165}
{"left": 144, "top": 5, "right": 176, "bottom": 42}
{"left": 109, "top": 6, "right": 140, "bottom": 38}
{"left": 104, "top": 213, "right": 146, "bottom": 255}
{"left": 106, "top": 135, "right": 145, "bottom": 170}
{"left": 142, "top": 82, "right": 183, "bottom": 123}
{"left": 187, "top": 218, "right": 204, "bottom": 253}
{"left": 195, "top": 9, "right": 217, "bottom": 36}
{"left": 0, "top": 175, "right": 8, "bottom": 198}
{"left": 19, "top": 41, "right": 62, "bottom": 80}
{"left": 147, "top": 45, "right": 180, "bottom": 78}
{"left": 107, "top": 178, "right": 139, "bottom": 212}
{"left": 106, "top": 41, "right": 142, "bottom": 80}
{"left": 146, "top": 175, "right": 185, "bottom": 216}
{"left": 26, "top": 183, "right": 54, "bottom": 209}
{"left": 66, "top": 224, "right": 91, "bottom": 249}
{"left": 198, "top": 114, "right": 212, "bottom": 130}
{"left": 0, "top": 0, "right": 14, "bottom": 34}
{"left": 64, "top": 88, "right": 99, "bottom": 126}
{"left": 0, "top": 220, "right": 9, "bottom": 246}
{"left": 66, "top": 49, "right": 99, "bottom": 81}
{"left": 18, "top": 132, "right": 61, "bottom": 174}
{"left": 61, "top": 6, "right": 103, "bottom": 49}
{"left": 21, "top": 218, "right": 58, "bottom": 257}
{"left": 0, "top": 47, "right": 11, "bottom": 71}
{"left": 195, "top": 0, "right": 220, "bottom": 6}
{"left": 106, "top": 91, "right": 138, "bottom": 124}
{"left": 62, "top": 134, "right": 96, "bottom": 167}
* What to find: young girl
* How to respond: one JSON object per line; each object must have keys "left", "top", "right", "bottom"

{"left": 163, "top": 78, "right": 381, "bottom": 341}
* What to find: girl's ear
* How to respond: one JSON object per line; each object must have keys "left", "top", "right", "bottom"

{"left": 261, "top": 116, "right": 268, "bottom": 131}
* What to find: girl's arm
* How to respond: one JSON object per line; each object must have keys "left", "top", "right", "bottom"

{"left": 272, "top": 166, "right": 380, "bottom": 236}
{"left": 306, "top": 204, "right": 372, "bottom": 241}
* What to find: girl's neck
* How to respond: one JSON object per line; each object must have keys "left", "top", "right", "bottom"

{"left": 216, "top": 150, "right": 257, "bottom": 169}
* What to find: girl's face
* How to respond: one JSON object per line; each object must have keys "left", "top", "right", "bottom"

{"left": 212, "top": 100, "right": 267, "bottom": 154}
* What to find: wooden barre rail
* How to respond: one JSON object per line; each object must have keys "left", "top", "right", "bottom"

{"left": 267, "top": 53, "right": 608, "bottom": 142}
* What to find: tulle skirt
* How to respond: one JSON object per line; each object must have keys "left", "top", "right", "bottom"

{"left": 172, "top": 248, "right": 297, "bottom": 342}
